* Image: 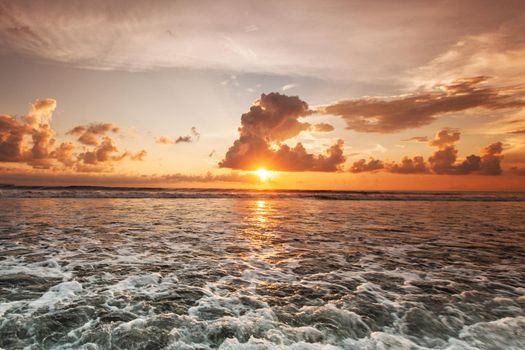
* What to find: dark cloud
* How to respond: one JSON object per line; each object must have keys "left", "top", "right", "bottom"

{"left": 427, "top": 134, "right": 503, "bottom": 175}
{"left": 428, "top": 146, "right": 479, "bottom": 174}
{"left": 220, "top": 93, "right": 346, "bottom": 171}
{"left": 479, "top": 142, "right": 504, "bottom": 175}
{"left": 349, "top": 156, "right": 428, "bottom": 174}
{"left": 0, "top": 99, "right": 146, "bottom": 173}
{"left": 389, "top": 156, "right": 429, "bottom": 174}
{"left": 349, "top": 129, "right": 504, "bottom": 176}
{"left": 238, "top": 93, "right": 312, "bottom": 142}
{"left": 349, "top": 158, "right": 384, "bottom": 173}
{"left": 322, "top": 77, "right": 525, "bottom": 133}
{"left": 175, "top": 135, "right": 192, "bottom": 144}
{"left": 508, "top": 129, "right": 525, "bottom": 134}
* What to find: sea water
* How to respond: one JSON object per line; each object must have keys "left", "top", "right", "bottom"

{"left": 0, "top": 188, "right": 524, "bottom": 349}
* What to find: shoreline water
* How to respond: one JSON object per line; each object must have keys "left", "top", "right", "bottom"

{"left": 1, "top": 195, "right": 524, "bottom": 348}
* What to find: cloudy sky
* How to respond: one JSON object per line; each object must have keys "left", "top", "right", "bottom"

{"left": 1, "top": 0, "right": 524, "bottom": 190}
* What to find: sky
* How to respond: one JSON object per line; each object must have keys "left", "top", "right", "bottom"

{"left": 1, "top": 0, "right": 525, "bottom": 190}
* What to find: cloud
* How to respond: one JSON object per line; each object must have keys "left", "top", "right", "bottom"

{"left": 175, "top": 135, "right": 192, "bottom": 144}
{"left": 220, "top": 93, "right": 346, "bottom": 171}
{"left": 74, "top": 134, "right": 146, "bottom": 172}
{"left": 155, "top": 127, "right": 200, "bottom": 145}
{"left": 349, "top": 129, "right": 504, "bottom": 175}
{"left": 155, "top": 136, "right": 172, "bottom": 145}
{"left": 509, "top": 167, "right": 525, "bottom": 176}
{"left": 0, "top": 99, "right": 146, "bottom": 173}
{"left": 413, "top": 15, "right": 525, "bottom": 87}
{"left": 53, "top": 142, "right": 75, "bottom": 167}
{"left": 0, "top": 98, "right": 57, "bottom": 163}
{"left": 426, "top": 131, "right": 503, "bottom": 175}
{"left": 428, "top": 146, "right": 477, "bottom": 175}
{"left": 162, "top": 171, "right": 259, "bottom": 184}
{"left": 67, "top": 123, "right": 120, "bottom": 146}
{"left": 389, "top": 156, "right": 429, "bottom": 174}
{"left": 191, "top": 126, "right": 200, "bottom": 141}
{"left": 402, "top": 136, "right": 429, "bottom": 143}
{"left": 0, "top": 170, "right": 261, "bottom": 187}
{"left": 428, "top": 128, "right": 461, "bottom": 148}
{"left": 349, "top": 156, "right": 429, "bottom": 174}
{"left": 1, "top": 1, "right": 522, "bottom": 83}
{"left": 321, "top": 77, "right": 525, "bottom": 133}
{"left": 349, "top": 158, "right": 384, "bottom": 173}
{"left": 480, "top": 142, "right": 504, "bottom": 175}
{"left": 130, "top": 149, "right": 147, "bottom": 161}
{"left": 312, "top": 123, "right": 335, "bottom": 132}
{"left": 281, "top": 84, "right": 297, "bottom": 91}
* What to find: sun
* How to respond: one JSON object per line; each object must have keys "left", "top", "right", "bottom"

{"left": 255, "top": 168, "right": 271, "bottom": 182}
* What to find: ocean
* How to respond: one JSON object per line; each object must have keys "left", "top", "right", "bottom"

{"left": 0, "top": 187, "right": 524, "bottom": 349}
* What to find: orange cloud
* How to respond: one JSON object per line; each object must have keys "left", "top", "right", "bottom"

{"left": 0, "top": 99, "right": 146, "bottom": 173}
{"left": 0, "top": 98, "right": 58, "bottom": 164}
{"left": 312, "top": 123, "right": 335, "bottom": 132}
{"left": 220, "top": 93, "right": 345, "bottom": 171}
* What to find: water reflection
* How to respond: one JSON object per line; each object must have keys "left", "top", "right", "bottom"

{"left": 238, "top": 200, "right": 289, "bottom": 265}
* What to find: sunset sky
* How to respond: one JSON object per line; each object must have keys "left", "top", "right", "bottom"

{"left": 1, "top": 0, "right": 525, "bottom": 190}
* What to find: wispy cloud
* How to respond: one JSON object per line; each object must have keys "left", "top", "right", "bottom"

{"left": 281, "top": 84, "right": 297, "bottom": 91}
{"left": 2, "top": 1, "right": 522, "bottom": 82}
{"left": 322, "top": 77, "right": 525, "bottom": 133}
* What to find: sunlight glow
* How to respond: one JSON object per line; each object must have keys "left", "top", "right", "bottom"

{"left": 256, "top": 168, "right": 271, "bottom": 182}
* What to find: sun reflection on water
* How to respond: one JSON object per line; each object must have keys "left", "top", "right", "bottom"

{"left": 239, "top": 199, "right": 287, "bottom": 264}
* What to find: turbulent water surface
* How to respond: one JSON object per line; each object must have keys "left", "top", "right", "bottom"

{"left": 0, "top": 188, "right": 524, "bottom": 349}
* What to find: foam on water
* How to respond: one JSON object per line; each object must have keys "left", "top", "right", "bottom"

{"left": 0, "top": 197, "right": 524, "bottom": 349}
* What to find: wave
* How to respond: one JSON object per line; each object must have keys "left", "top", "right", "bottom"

{"left": 0, "top": 184, "right": 524, "bottom": 201}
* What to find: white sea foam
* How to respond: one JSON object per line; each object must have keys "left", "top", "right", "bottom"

{"left": 29, "top": 281, "right": 83, "bottom": 311}
{"left": 0, "top": 196, "right": 524, "bottom": 349}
